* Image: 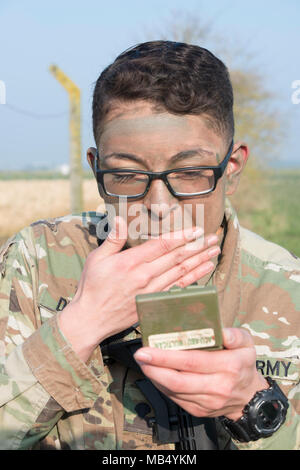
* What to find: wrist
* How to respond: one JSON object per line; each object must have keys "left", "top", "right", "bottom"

{"left": 219, "top": 377, "right": 289, "bottom": 443}
{"left": 226, "top": 373, "right": 269, "bottom": 421}
{"left": 58, "top": 302, "right": 103, "bottom": 363}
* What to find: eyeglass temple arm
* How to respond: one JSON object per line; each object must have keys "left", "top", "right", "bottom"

{"left": 94, "top": 151, "right": 100, "bottom": 172}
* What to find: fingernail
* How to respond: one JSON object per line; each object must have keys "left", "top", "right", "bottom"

{"left": 134, "top": 351, "right": 152, "bottom": 363}
{"left": 208, "top": 246, "right": 221, "bottom": 258}
{"left": 186, "top": 227, "right": 204, "bottom": 240}
{"left": 224, "top": 328, "right": 235, "bottom": 344}
{"left": 206, "top": 234, "right": 219, "bottom": 247}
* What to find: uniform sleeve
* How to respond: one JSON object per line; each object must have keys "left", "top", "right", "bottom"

{"left": 0, "top": 230, "right": 105, "bottom": 450}
{"left": 233, "top": 235, "right": 300, "bottom": 450}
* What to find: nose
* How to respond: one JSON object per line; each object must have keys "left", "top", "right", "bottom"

{"left": 142, "top": 179, "right": 179, "bottom": 221}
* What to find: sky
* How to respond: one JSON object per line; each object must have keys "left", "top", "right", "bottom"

{"left": 0, "top": 0, "right": 299, "bottom": 170}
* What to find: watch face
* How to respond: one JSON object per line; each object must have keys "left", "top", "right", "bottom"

{"left": 220, "top": 378, "right": 289, "bottom": 443}
{"left": 254, "top": 400, "right": 284, "bottom": 435}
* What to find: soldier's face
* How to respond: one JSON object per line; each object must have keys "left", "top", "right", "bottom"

{"left": 89, "top": 101, "right": 248, "bottom": 247}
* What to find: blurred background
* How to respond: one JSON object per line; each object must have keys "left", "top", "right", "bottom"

{"left": 0, "top": 0, "right": 299, "bottom": 254}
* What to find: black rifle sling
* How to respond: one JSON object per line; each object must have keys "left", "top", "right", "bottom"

{"left": 100, "top": 332, "right": 219, "bottom": 450}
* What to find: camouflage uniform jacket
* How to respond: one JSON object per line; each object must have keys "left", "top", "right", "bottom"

{"left": 0, "top": 200, "right": 299, "bottom": 450}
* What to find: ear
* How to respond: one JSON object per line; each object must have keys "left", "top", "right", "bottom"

{"left": 86, "top": 147, "right": 98, "bottom": 176}
{"left": 225, "top": 142, "right": 249, "bottom": 196}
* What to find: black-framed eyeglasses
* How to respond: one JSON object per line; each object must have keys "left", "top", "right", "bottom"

{"left": 95, "top": 140, "right": 234, "bottom": 198}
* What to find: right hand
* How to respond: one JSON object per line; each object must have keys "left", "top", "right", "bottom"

{"left": 58, "top": 216, "right": 221, "bottom": 362}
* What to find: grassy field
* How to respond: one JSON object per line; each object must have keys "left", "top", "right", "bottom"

{"left": 0, "top": 177, "right": 105, "bottom": 246}
{"left": 0, "top": 170, "right": 299, "bottom": 257}
{"left": 231, "top": 169, "right": 300, "bottom": 257}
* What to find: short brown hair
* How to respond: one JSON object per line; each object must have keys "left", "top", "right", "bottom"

{"left": 92, "top": 40, "right": 234, "bottom": 145}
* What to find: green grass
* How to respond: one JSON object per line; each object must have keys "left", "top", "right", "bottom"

{"left": 234, "top": 169, "right": 300, "bottom": 257}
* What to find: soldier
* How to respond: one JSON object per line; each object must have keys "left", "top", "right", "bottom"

{"left": 0, "top": 41, "right": 299, "bottom": 450}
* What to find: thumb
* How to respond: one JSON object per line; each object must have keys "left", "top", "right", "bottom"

{"left": 222, "top": 327, "right": 254, "bottom": 350}
{"left": 97, "top": 216, "right": 128, "bottom": 258}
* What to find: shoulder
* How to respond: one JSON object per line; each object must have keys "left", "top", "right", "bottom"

{"left": 0, "top": 212, "right": 109, "bottom": 319}
{"left": 239, "top": 226, "right": 300, "bottom": 277}
{"left": 0, "top": 211, "right": 108, "bottom": 276}
{"left": 29, "top": 211, "right": 107, "bottom": 243}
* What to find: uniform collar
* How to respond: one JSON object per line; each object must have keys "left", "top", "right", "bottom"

{"left": 195, "top": 198, "right": 241, "bottom": 326}
{"left": 211, "top": 198, "right": 242, "bottom": 327}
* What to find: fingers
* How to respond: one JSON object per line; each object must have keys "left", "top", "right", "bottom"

{"left": 95, "top": 216, "right": 128, "bottom": 259}
{"left": 144, "top": 233, "right": 219, "bottom": 280}
{"left": 135, "top": 233, "right": 220, "bottom": 291}
{"left": 222, "top": 327, "right": 254, "bottom": 350}
{"left": 129, "top": 226, "right": 205, "bottom": 264}
{"left": 138, "top": 365, "right": 217, "bottom": 395}
{"left": 144, "top": 244, "right": 220, "bottom": 292}
{"left": 134, "top": 331, "right": 255, "bottom": 375}
{"left": 96, "top": 220, "right": 220, "bottom": 291}
{"left": 134, "top": 347, "right": 231, "bottom": 374}
{"left": 149, "top": 258, "right": 215, "bottom": 292}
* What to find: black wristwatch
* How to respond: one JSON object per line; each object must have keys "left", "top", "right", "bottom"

{"left": 219, "top": 377, "right": 289, "bottom": 442}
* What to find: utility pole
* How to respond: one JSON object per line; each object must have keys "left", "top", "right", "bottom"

{"left": 49, "top": 65, "right": 83, "bottom": 214}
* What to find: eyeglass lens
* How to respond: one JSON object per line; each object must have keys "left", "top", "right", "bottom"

{"left": 103, "top": 169, "right": 215, "bottom": 196}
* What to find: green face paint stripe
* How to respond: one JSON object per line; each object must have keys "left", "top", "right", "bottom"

{"left": 101, "top": 113, "right": 191, "bottom": 139}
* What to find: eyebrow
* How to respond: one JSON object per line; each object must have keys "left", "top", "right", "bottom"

{"left": 101, "top": 148, "right": 215, "bottom": 165}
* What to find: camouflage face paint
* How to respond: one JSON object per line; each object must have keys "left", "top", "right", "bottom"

{"left": 97, "top": 101, "right": 228, "bottom": 247}
{"left": 99, "top": 102, "right": 220, "bottom": 169}
{"left": 100, "top": 112, "right": 191, "bottom": 146}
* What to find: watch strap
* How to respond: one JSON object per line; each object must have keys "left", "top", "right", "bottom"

{"left": 219, "top": 413, "right": 260, "bottom": 442}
